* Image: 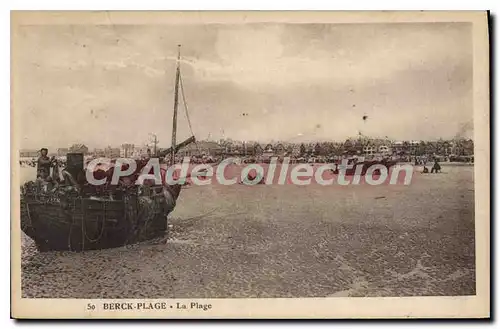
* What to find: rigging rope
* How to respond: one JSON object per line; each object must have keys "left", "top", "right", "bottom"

{"left": 83, "top": 202, "right": 106, "bottom": 243}
{"left": 179, "top": 73, "right": 196, "bottom": 138}
{"left": 179, "top": 73, "right": 203, "bottom": 156}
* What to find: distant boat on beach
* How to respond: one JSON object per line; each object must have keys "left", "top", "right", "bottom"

{"left": 331, "top": 157, "right": 397, "bottom": 176}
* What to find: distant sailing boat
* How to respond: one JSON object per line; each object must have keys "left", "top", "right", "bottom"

{"left": 20, "top": 45, "right": 196, "bottom": 252}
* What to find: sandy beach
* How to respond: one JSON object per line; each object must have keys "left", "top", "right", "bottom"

{"left": 19, "top": 165, "right": 475, "bottom": 298}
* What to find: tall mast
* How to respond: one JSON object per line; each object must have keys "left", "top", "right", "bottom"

{"left": 171, "top": 44, "right": 181, "bottom": 164}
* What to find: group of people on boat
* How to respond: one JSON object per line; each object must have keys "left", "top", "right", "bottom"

{"left": 33, "top": 148, "right": 64, "bottom": 192}
{"left": 30, "top": 147, "right": 157, "bottom": 197}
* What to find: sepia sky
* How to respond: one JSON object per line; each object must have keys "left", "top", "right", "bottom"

{"left": 14, "top": 22, "right": 473, "bottom": 150}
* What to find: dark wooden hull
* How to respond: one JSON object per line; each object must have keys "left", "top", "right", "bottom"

{"left": 21, "top": 194, "right": 172, "bottom": 252}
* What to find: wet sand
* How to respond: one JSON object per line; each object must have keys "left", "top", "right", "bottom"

{"left": 20, "top": 166, "right": 475, "bottom": 298}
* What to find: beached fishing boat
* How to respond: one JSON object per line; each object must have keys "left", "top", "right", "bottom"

{"left": 20, "top": 45, "right": 195, "bottom": 252}
{"left": 332, "top": 157, "right": 397, "bottom": 176}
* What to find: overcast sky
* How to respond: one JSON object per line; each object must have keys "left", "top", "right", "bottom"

{"left": 14, "top": 22, "right": 473, "bottom": 150}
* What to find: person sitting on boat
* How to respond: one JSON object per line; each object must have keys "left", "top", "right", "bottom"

{"left": 35, "top": 169, "right": 55, "bottom": 192}
{"left": 431, "top": 159, "right": 441, "bottom": 173}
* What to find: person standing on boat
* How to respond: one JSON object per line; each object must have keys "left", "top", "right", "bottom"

{"left": 37, "top": 148, "right": 53, "bottom": 178}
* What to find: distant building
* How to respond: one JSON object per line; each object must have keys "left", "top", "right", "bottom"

{"left": 451, "top": 139, "right": 474, "bottom": 156}
{"left": 392, "top": 141, "right": 404, "bottom": 154}
{"left": 135, "top": 146, "right": 151, "bottom": 158}
{"left": 93, "top": 148, "right": 105, "bottom": 157}
{"left": 363, "top": 145, "right": 376, "bottom": 155}
{"left": 69, "top": 144, "right": 89, "bottom": 155}
{"left": 261, "top": 144, "right": 274, "bottom": 159}
{"left": 378, "top": 145, "right": 391, "bottom": 155}
{"left": 409, "top": 141, "right": 420, "bottom": 155}
{"left": 254, "top": 143, "right": 264, "bottom": 156}
{"left": 120, "top": 144, "right": 135, "bottom": 158}
{"left": 19, "top": 149, "right": 39, "bottom": 158}
{"left": 343, "top": 138, "right": 362, "bottom": 155}
{"left": 391, "top": 141, "right": 415, "bottom": 155}
{"left": 176, "top": 141, "right": 224, "bottom": 157}
{"left": 104, "top": 147, "right": 121, "bottom": 158}
{"left": 275, "top": 143, "right": 286, "bottom": 156}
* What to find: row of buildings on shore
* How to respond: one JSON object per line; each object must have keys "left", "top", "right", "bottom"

{"left": 19, "top": 137, "right": 474, "bottom": 159}
{"left": 173, "top": 137, "right": 474, "bottom": 159}
{"left": 19, "top": 143, "right": 152, "bottom": 159}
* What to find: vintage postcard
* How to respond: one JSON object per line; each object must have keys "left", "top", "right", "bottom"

{"left": 11, "top": 11, "right": 490, "bottom": 319}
